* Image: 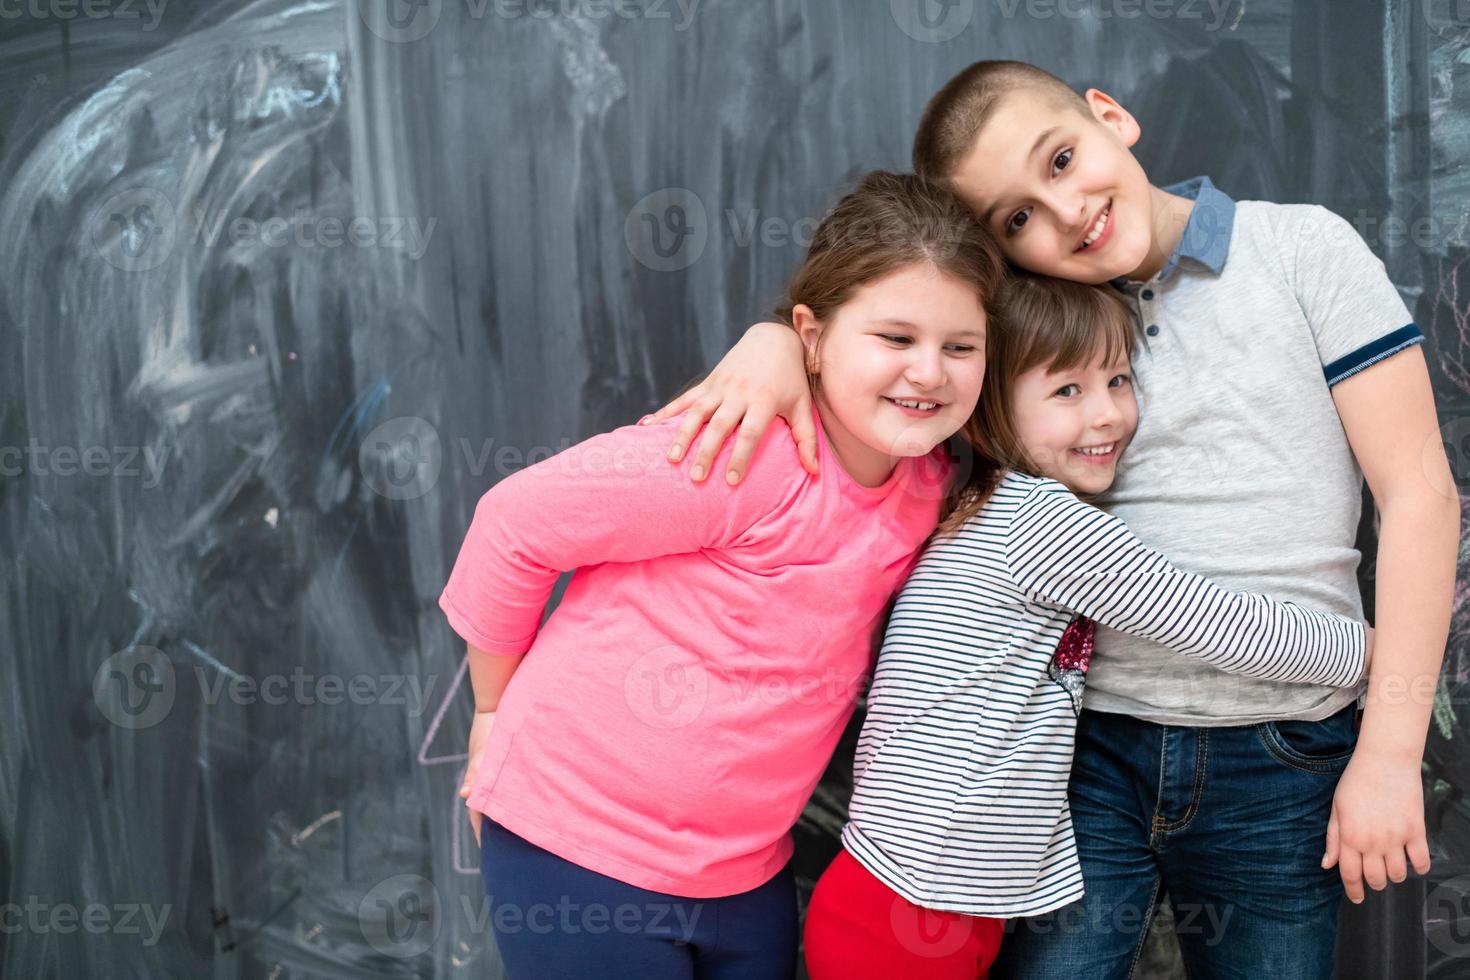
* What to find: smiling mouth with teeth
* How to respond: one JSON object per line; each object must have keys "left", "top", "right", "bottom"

{"left": 1071, "top": 442, "right": 1116, "bottom": 457}
{"left": 886, "top": 397, "right": 941, "bottom": 410}
{"left": 1076, "top": 203, "right": 1111, "bottom": 251}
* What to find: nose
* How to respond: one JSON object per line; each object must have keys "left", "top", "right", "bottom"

{"left": 1087, "top": 387, "right": 1124, "bottom": 429}
{"left": 904, "top": 343, "right": 946, "bottom": 390}
{"left": 1040, "top": 185, "right": 1088, "bottom": 235}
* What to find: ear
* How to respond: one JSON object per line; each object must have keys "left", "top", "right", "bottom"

{"left": 1082, "top": 88, "right": 1141, "bottom": 149}
{"left": 791, "top": 304, "right": 822, "bottom": 374}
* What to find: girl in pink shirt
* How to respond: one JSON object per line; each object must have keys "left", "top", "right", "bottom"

{"left": 438, "top": 171, "right": 1004, "bottom": 979}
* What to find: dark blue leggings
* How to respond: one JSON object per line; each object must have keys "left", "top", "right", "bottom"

{"left": 479, "top": 814, "right": 798, "bottom": 979}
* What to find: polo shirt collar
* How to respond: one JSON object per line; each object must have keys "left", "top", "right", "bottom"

{"left": 1158, "top": 175, "right": 1235, "bottom": 278}
{"left": 1112, "top": 175, "right": 1235, "bottom": 287}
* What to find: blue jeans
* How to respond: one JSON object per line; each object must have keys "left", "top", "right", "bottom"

{"left": 991, "top": 703, "right": 1359, "bottom": 980}
{"left": 479, "top": 814, "right": 798, "bottom": 979}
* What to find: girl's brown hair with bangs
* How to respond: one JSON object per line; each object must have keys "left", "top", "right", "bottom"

{"left": 934, "top": 273, "right": 1136, "bottom": 537}
{"left": 769, "top": 170, "right": 1007, "bottom": 382}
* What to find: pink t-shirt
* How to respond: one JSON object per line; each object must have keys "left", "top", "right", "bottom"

{"left": 439, "top": 401, "right": 954, "bottom": 897}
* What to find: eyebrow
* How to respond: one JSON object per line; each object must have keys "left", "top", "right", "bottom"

{"left": 979, "top": 125, "right": 1060, "bottom": 227}
{"left": 871, "top": 318, "right": 984, "bottom": 339}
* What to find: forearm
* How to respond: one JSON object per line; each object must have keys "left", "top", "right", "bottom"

{"left": 1357, "top": 491, "right": 1461, "bottom": 761}
{"left": 1011, "top": 492, "right": 1366, "bottom": 686}
{"left": 467, "top": 643, "right": 526, "bottom": 712}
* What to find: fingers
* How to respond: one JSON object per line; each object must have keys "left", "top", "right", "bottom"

{"left": 724, "top": 402, "right": 777, "bottom": 485}
{"left": 788, "top": 391, "right": 820, "bottom": 475}
{"left": 469, "top": 806, "right": 481, "bottom": 847}
{"left": 665, "top": 397, "right": 717, "bottom": 465}
{"left": 1338, "top": 846, "right": 1365, "bottom": 904}
{"left": 1385, "top": 845, "right": 1409, "bottom": 884}
{"left": 641, "top": 387, "right": 698, "bottom": 427}
{"left": 1408, "top": 832, "right": 1433, "bottom": 876}
{"left": 1360, "top": 852, "right": 1389, "bottom": 894}
{"left": 1321, "top": 812, "right": 1340, "bottom": 870}
{"left": 687, "top": 403, "right": 747, "bottom": 483}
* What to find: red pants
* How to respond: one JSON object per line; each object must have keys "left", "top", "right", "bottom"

{"left": 803, "top": 847, "right": 1004, "bottom": 979}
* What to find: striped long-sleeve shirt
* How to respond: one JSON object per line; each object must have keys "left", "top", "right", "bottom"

{"left": 840, "top": 470, "right": 1367, "bottom": 917}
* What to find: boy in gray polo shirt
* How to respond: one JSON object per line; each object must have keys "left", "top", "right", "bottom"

{"left": 640, "top": 61, "right": 1459, "bottom": 977}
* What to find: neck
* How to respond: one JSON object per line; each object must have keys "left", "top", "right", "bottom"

{"left": 814, "top": 389, "right": 898, "bottom": 489}
{"left": 1125, "top": 184, "right": 1196, "bottom": 282}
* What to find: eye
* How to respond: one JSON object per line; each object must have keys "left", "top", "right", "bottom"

{"left": 1005, "top": 148, "right": 1073, "bottom": 236}
{"left": 946, "top": 344, "right": 977, "bottom": 354}
{"left": 1109, "top": 373, "right": 1131, "bottom": 387}
{"left": 880, "top": 334, "right": 911, "bottom": 345}
{"left": 1054, "top": 383, "right": 1079, "bottom": 397}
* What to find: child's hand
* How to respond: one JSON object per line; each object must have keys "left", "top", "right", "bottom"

{"left": 462, "top": 710, "right": 497, "bottom": 846}
{"left": 640, "top": 321, "right": 818, "bottom": 485}
{"left": 1362, "top": 622, "right": 1375, "bottom": 677}
{"left": 1321, "top": 746, "right": 1432, "bottom": 902}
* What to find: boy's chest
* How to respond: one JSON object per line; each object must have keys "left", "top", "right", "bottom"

{"left": 1122, "top": 274, "right": 1331, "bottom": 445}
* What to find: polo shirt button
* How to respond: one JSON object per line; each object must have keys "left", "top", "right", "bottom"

{"left": 1141, "top": 289, "right": 1155, "bottom": 300}
{"left": 1146, "top": 324, "right": 1160, "bottom": 336}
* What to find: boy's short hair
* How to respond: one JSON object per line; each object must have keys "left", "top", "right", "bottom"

{"left": 913, "top": 61, "right": 1091, "bottom": 183}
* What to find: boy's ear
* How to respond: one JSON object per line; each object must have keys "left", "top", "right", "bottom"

{"left": 1083, "top": 88, "right": 1141, "bottom": 148}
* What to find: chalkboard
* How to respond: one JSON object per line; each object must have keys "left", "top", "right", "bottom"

{"left": 1, "top": 1, "right": 1466, "bottom": 977}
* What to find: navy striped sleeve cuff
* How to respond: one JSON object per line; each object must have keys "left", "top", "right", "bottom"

{"left": 1323, "top": 323, "right": 1424, "bottom": 387}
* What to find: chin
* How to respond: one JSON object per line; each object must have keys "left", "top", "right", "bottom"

{"left": 882, "top": 424, "right": 941, "bottom": 457}
{"left": 893, "top": 434, "right": 941, "bottom": 457}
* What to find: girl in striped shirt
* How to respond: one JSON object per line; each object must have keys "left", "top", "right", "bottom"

{"left": 645, "top": 274, "right": 1372, "bottom": 978}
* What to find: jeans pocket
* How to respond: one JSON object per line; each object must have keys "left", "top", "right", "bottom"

{"left": 1255, "top": 704, "right": 1359, "bottom": 774}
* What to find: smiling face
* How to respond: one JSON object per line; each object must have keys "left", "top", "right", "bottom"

{"left": 1008, "top": 344, "right": 1139, "bottom": 496}
{"left": 947, "top": 88, "right": 1169, "bottom": 284}
{"left": 794, "top": 262, "right": 988, "bottom": 487}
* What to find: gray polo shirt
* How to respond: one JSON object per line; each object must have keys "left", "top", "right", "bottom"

{"left": 1085, "top": 176, "right": 1423, "bottom": 726}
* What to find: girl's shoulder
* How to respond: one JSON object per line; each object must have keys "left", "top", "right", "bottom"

{"left": 994, "top": 468, "right": 1071, "bottom": 501}
{"left": 987, "top": 470, "right": 1093, "bottom": 528}
{"left": 933, "top": 469, "right": 1070, "bottom": 538}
